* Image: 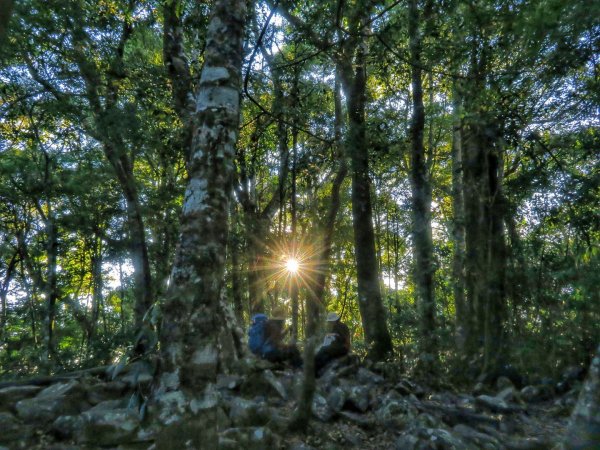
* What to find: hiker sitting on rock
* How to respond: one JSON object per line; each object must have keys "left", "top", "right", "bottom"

{"left": 248, "top": 309, "right": 302, "bottom": 368}
{"left": 315, "top": 312, "right": 350, "bottom": 375}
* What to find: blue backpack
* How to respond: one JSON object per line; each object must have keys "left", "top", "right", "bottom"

{"left": 248, "top": 314, "right": 268, "bottom": 355}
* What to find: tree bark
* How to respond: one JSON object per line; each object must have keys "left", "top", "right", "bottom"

{"left": 291, "top": 68, "right": 347, "bottom": 431}
{"left": 408, "top": 0, "right": 437, "bottom": 370}
{"left": 451, "top": 82, "right": 467, "bottom": 354}
{"left": 155, "top": 0, "right": 246, "bottom": 447}
{"left": 340, "top": 37, "right": 393, "bottom": 362}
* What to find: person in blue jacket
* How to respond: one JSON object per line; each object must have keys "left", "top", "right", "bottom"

{"left": 248, "top": 309, "right": 301, "bottom": 368}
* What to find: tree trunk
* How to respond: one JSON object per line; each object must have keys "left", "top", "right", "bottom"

{"left": 0, "top": 251, "right": 18, "bottom": 340}
{"left": 408, "top": 0, "right": 437, "bottom": 371}
{"left": 88, "top": 234, "right": 103, "bottom": 348}
{"left": 155, "top": 0, "right": 246, "bottom": 447}
{"left": 42, "top": 216, "right": 58, "bottom": 372}
{"left": 340, "top": 36, "right": 393, "bottom": 362}
{"left": 451, "top": 82, "right": 467, "bottom": 354}
{"left": 565, "top": 344, "right": 600, "bottom": 448}
{"left": 291, "top": 70, "right": 347, "bottom": 431}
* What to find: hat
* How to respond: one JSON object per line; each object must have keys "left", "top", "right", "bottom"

{"left": 271, "top": 306, "right": 286, "bottom": 321}
{"left": 326, "top": 312, "right": 340, "bottom": 322}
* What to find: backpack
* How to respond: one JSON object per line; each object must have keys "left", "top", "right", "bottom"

{"left": 248, "top": 314, "right": 268, "bottom": 355}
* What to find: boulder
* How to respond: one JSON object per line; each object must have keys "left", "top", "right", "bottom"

{"left": 475, "top": 394, "right": 520, "bottom": 414}
{"left": 219, "top": 426, "right": 278, "bottom": 450}
{"left": 0, "top": 385, "right": 42, "bottom": 412}
{"left": 0, "top": 411, "right": 32, "bottom": 443}
{"left": 396, "top": 427, "right": 468, "bottom": 450}
{"left": 453, "top": 424, "right": 501, "bottom": 449}
{"left": 228, "top": 397, "right": 269, "bottom": 427}
{"left": 77, "top": 408, "right": 140, "bottom": 446}
{"left": 374, "top": 391, "right": 418, "bottom": 429}
{"left": 51, "top": 414, "right": 84, "bottom": 439}
{"left": 312, "top": 393, "right": 335, "bottom": 422}
{"left": 326, "top": 386, "right": 346, "bottom": 413}
{"left": 345, "top": 385, "right": 370, "bottom": 412}
{"left": 119, "top": 360, "right": 155, "bottom": 388}
{"left": 216, "top": 374, "right": 243, "bottom": 391}
{"left": 356, "top": 367, "right": 384, "bottom": 385}
{"left": 83, "top": 380, "right": 127, "bottom": 405}
{"left": 15, "top": 380, "right": 88, "bottom": 424}
{"left": 521, "top": 385, "right": 553, "bottom": 403}
{"left": 394, "top": 378, "right": 425, "bottom": 398}
{"left": 496, "top": 376, "right": 515, "bottom": 391}
{"left": 339, "top": 410, "right": 375, "bottom": 429}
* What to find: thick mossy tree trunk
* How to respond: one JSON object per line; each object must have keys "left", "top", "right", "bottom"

{"left": 408, "top": 0, "right": 437, "bottom": 371}
{"left": 462, "top": 109, "right": 508, "bottom": 375}
{"left": 565, "top": 344, "right": 600, "bottom": 448}
{"left": 154, "top": 0, "right": 246, "bottom": 448}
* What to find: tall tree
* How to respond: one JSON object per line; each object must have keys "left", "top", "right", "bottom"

{"left": 408, "top": 0, "right": 437, "bottom": 370}
{"left": 154, "top": 0, "right": 247, "bottom": 447}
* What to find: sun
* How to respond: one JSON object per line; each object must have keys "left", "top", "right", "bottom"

{"left": 286, "top": 258, "right": 300, "bottom": 273}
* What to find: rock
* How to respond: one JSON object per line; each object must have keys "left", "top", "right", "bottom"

{"left": 496, "top": 376, "right": 515, "bottom": 391}
{"left": 394, "top": 378, "right": 426, "bottom": 398}
{"left": 339, "top": 410, "right": 375, "bottom": 429}
{"left": 326, "top": 386, "right": 346, "bottom": 412}
{"left": 217, "top": 374, "right": 243, "bottom": 391}
{"left": 453, "top": 424, "right": 501, "bottom": 449}
{"left": 228, "top": 397, "right": 269, "bottom": 427}
{"left": 0, "top": 385, "right": 42, "bottom": 411}
{"left": 240, "top": 369, "right": 291, "bottom": 400}
{"left": 15, "top": 380, "right": 88, "bottom": 424}
{"left": 262, "top": 369, "right": 288, "bottom": 400}
{"left": 497, "top": 386, "right": 521, "bottom": 403}
{"left": 90, "top": 398, "right": 128, "bottom": 413}
{"left": 77, "top": 408, "right": 140, "bottom": 446}
{"left": 473, "top": 382, "right": 486, "bottom": 396}
{"left": 51, "top": 415, "right": 84, "bottom": 439}
{"left": 345, "top": 385, "right": 370, "bottom": 412}
{"left": 312, "top": 393, "right": 334, "bottom": 422}
{"left": 219, "top": 426, "right": 278, "bottom": 450}
{"left": 401, "top": 427, "right": 469, "bottom": 449}
{"left": 84, "top": 380, "right": 127, "bottom": 405}
{"left": 475, "top": 394, "right": 520, "bottom": 413}
{"left": 374, "top": 392, "right": 418, "bottom": 429}
{"left": 357, "top": 367, "right": 384, "bottom": 385}
{"left": 119, "top": 360, "right": 155, "bottom": 387}
{"left": 0, "top": 411, "right": 31, "bottom": 443}
{"left": 521, "top": 385, "right": 553, "bottom": 403}
{"left": 415, "top": 412, "right": 442, "bottom": 428}
{"left": 289, "top": 443, "right": 317, "bottom": 450}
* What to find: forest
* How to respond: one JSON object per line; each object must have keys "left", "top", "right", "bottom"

{"left": 0, "top": 0, "right": 599, "bottom": 448}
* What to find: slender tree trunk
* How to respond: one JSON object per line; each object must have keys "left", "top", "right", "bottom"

{"left": 89, "top": 235, "right": 103, "bottom": 348}
{"left": 339, "top": 33, "right": 393, "bottom": 361}
{"left": 291, "top": 70, "right": 347, "bottom": 431}
{"left": 408, "top": 0, "right": 437, "bottom": 370}
{"left": 0, "top": 251, "right": 18, "bottom": 340}
{"left": 42, "top": 216, "right": 59, "bottom": 372}
{"left": 451, "top": 82, "right": 467, "bottom": 354}
{"left": 290, "top": 128, "right": 299, "bottom": 344}
{"left": 155, "top": 0, "right": 246, "bottom": 447}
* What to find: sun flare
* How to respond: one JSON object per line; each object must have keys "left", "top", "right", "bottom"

{"left": 286, "top": 258, "right": 299, "bottom": 273}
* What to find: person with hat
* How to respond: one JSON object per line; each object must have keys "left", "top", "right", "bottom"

{"left": 253, "top": 307, "right": 302, "bottom": 368}
{"left": 315, "top": 312, "right": 351, "bottom": 375}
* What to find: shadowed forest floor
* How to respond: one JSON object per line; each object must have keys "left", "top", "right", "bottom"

{"left": 0, "top": 356, "right": 581, "bottom": 449}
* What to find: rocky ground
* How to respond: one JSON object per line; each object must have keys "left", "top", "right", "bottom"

{"left": 0, "top": 356, "right": 584, "bottom": 449}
